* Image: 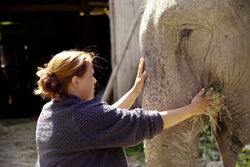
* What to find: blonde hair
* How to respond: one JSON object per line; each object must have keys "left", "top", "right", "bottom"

{"left": 34, "top": 50, "right": 94, "bottom": 99}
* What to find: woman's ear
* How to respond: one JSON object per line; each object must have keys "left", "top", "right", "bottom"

{"left": 71, "top": 76, "right": 79, "bottom": 88}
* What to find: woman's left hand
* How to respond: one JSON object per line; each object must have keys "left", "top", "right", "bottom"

{"left": 112, "top": 58, "right": 147, "bottom": 109}
{"left": 132, "top": 58, "right": 147, "bottom": 95}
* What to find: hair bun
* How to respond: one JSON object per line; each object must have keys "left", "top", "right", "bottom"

{"left": 46, "top": 69, "right": 54, "bottom": 77}
{"left": 43, "top": 69, "right": 60, "bottom": 95}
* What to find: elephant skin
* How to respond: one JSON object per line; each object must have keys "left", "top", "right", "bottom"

{"left": 139, "top": 0, "right": 250, "bottom": 166}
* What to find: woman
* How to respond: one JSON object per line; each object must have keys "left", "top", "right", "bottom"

{"left": 35, "top": 50, "right": 212, "bottom": 167}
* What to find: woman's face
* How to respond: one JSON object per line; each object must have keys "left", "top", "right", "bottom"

{"left": 77, "top": 62, "right": 97, "bottom": 101}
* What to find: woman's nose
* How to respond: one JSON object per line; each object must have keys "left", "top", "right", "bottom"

{"left": 94, "top": 77, "right": 97, "bottom": 84}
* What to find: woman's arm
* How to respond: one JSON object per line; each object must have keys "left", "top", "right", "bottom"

{"left": 112, "top": 58, "right": 146, "bottom": 109}
{"left": 160, "top": 89, "right": 212, "bottom": 129}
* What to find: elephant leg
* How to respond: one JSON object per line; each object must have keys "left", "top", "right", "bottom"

{"left": 144, "top": 135, "right": 162, "bottom": 167}
{"left": 213, "top": 120, "right": 244, "bottom": 167}
{"left": 144, "top": 118, "right": 204, "bottom": 167}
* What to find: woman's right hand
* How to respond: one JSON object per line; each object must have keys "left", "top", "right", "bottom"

{"left": 190, "top": 89, "right": 213, "bottom": 115}
{"left": 159, "top": 89, "right": 213, "bottom": 129}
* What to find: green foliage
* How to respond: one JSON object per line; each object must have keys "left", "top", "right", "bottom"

{"left": 199, "top": 123, "right": 220, "bottom": 161}
{"left": 236, "top": 147, "right": 250, "bottom": 167}
{"left": 125, "top": 142, "right": 145, "bottom": 162}
{"left": 200, "top": 122, "right": 250, "bottom": 166}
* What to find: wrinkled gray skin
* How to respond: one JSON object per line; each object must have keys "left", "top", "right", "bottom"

{"left": 139, "top": 0, "right": 250, "bottom": 166}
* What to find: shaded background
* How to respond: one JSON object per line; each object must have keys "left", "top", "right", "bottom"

{"left": 0, "top": 0, "right": 111, "bottom": 118}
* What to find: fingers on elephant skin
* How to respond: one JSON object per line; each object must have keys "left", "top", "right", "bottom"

{"left": 205, "top": 95, "right": 214, "bottom": 105}
{"left": 137, "top": 58, "right": 145, "bottom": 76}
{"left": 197, "top": 88, "right": 205, "bottom": 97}
{"left": 141, "top": 71, "right": 147, "bottom": 80}
{"left": 137, "top": 71, "right": 147, "bottom": 84}
{"left": 204, "top": 95, "right": 213, "bottom": 100}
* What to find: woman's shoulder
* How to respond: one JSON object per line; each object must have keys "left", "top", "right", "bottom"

{"left": 74, "top": 99, "right": 110, "bottom": 113}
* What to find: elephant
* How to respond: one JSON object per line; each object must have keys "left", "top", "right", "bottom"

{"left": 139, "top": 0, "right": 250, "bottom": 166}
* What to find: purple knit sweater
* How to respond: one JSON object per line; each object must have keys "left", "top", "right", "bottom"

{"left": 36, "top": 95, "right": 163, "bottom": 167}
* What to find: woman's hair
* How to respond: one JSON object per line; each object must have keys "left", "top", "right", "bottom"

{"left": 34, "top": 50, "right": 94, "bottom": 100}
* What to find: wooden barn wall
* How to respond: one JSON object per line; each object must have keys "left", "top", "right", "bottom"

{"left": 109, "top": 0, "right": 144, "bottom": 102}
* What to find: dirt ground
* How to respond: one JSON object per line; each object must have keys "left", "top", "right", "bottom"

{"left": 0, "top": 118, "right": 145, "bottom": 167}
{"left": 0, "top": 118, "right": 37, "bottom": 167}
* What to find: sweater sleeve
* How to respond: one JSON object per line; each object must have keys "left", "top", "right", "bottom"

{"left": 72, "top": 101, "right": 163, "bottom": 149}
